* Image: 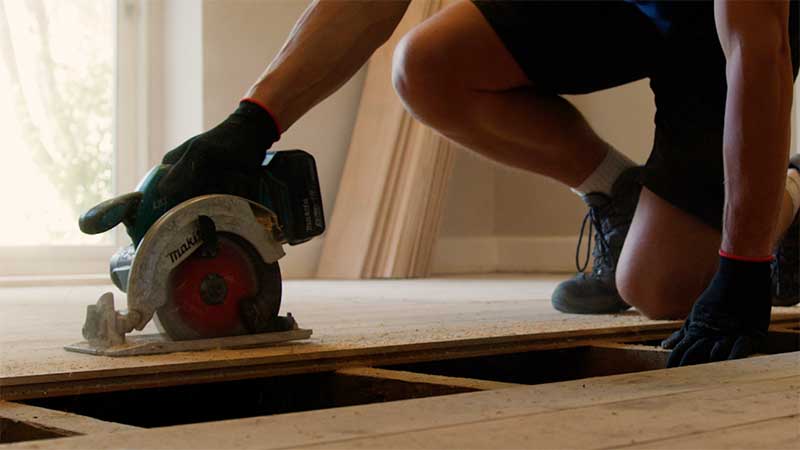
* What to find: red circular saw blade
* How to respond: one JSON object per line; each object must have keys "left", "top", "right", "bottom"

{"left": 166, "top": 235, "right": 259, "bottom": 337}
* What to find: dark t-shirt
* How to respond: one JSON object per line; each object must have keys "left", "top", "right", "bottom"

{"left": 629, "top": 0, "right": 798, "bottom": 75}
{"left": 630, "top": 0, "right": 798, "bottom": 38}
{"left": 627, "top": 1, "right": 674, "bottom": 33}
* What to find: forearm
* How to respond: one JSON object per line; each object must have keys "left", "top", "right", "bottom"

{"left": 715, "top": 0, "right": 795, "bottom": 257}
{"left": 246, "top": 0, "right": 410, "bottom": 129}
{"left": 721, "top": 45, "right": 794, "bottom": 257}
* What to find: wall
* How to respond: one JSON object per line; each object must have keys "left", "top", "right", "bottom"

{"left": 432, "top": 148, "right": 497, "bottom": 273}
{"left": 152, "top": 0, "right": 366, "bottom": 278}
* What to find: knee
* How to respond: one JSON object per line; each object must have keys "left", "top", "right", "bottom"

{"left": 392, "top": 27, "right": 455, "bottom": 126}
{"left": 616, "top": 266, "right": 691, "bottom": 320}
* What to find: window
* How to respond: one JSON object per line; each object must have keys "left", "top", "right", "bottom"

{"left": 0, "top": 0, "right": 144, "bottom": 277}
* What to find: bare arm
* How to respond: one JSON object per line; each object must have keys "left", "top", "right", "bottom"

{"left": 246, "top": 0, "right": 410, "bottom": 129}
{"left": 715, "top": 0, "right": 794, "bottom": 258}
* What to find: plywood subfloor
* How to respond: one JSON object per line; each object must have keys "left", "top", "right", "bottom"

{"left": 1, "top": 275, "right": 798, "bottom": 399}
{"left": 4, "top": 352, "right": 799, "bottom": 450}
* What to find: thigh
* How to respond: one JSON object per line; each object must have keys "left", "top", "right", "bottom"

{"left": 617, "top": 188, "right": 721, "bottom": 318}
{"left": 472, "top": 0, "right": 662, "bottom": 94}
{"left": 399, "top": 0, "right": 532, "bottom": 91}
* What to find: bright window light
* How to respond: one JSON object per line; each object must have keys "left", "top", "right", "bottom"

{"left": 0, "top": 0, "right": 114, "bottom": 246}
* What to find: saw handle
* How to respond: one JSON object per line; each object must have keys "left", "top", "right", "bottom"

{"left": 79, "top": 192, "right": 143, "bottom": 235}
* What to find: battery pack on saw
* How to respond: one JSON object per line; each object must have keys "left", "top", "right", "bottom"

{"left": 259, "top": 150, "right": 325, "bottom": 245}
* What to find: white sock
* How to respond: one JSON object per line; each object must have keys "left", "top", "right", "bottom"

{"left": 571, "top": 146, "right": 636, "bottom": 197}
{"left": 787, "top": 168, "right": 800, "bottom": 217}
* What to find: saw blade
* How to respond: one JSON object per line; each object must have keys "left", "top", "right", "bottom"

{"left": 154, "top": 233, "right": 282, "bottom": 341}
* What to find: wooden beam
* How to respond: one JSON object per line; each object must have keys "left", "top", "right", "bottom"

{"left": 584, "top": 342, "right": 670, "bottom": 374}
{"left": 0, "top": 401, "right": 137, "bottom": 445}
{"left": 336, "top": 367, "right": 520, "bottom": 392}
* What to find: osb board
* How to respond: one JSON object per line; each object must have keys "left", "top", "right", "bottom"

{"left": 1, "top": 275, "right": 798, "bottom": 398}
{"left": 4, "top": 352, "right": 799, "bottom": 450}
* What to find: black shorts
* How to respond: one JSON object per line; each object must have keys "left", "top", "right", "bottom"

{"left": 474, "top": 0, "right": 799, "bottom": 230}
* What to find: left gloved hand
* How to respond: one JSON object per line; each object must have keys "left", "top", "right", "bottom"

{"left": 662, "top": 253, "right": 772, "bottom": 367}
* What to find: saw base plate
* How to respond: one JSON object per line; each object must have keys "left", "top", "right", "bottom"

{"left": 64, "top": 328, "right": 312, "bottom": 357}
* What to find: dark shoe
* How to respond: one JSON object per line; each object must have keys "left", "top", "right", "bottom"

{"left": 552, "top": 167, "right": 642, "bottom": 314}
{"left": 772, "top": 155, "right": 800, "bottom": 307}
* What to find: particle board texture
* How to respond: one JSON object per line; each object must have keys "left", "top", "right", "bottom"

{"left": 3, "top": 353, "right": 799, "bottom": 450}
{"left": 1, "top": 275, "right": 798, "bottom": 400}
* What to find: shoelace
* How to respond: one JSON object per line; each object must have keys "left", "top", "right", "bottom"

{"left": 575, "top": 207, "right": 611, "bottom": 273}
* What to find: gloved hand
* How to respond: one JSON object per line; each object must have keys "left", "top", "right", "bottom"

{"left": 662, "top": 253, "right": 772, "bottom": 367}
{"left": 159, "top": 99, "right": 280, "bottom": 200}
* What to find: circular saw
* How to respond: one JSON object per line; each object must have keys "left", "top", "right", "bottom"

{"left": 66, "top": 150, "right": 324, "bottom": 356}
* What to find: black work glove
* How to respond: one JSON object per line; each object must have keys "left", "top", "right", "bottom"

{"left": 662, "top": 254, "right": 772, "bottom": 367}
{"left": 159, "top": 99, "right": 280, "bottom": 200}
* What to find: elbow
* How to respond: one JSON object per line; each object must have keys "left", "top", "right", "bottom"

{"left": 723, "top": 27, "right": 791, "bottom": 66}
{"left": 723, "top": 31, "right": 793, "bottom": 86}
{"left": 716, "top": 0, "right": 792, "bottom": 65}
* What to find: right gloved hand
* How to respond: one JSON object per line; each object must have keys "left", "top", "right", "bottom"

{"left": 158, "top": 99, "right": 280, "bottom": 200}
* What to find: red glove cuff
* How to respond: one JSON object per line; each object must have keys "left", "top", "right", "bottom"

{"left": 718, "top": 249, "right": 775, "bottom": 263}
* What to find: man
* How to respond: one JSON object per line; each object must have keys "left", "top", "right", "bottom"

{"left": 159, "top": 0, "right": 800, "bottom": 367}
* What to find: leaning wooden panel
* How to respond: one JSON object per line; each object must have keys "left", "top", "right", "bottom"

{"left": 317, "top": 0, "right": 455, "bottom": 279}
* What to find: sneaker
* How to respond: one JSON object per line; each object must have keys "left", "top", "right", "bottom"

{"left": 551, "top": 167, "right": 642, "bottom": 314}
{"left": 772, "top": 155, "right": 800, "bottom": 307}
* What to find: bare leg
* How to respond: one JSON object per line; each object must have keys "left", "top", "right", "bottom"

{"left": 618, "top": 169, "right": 799, "bottom": 320}
{"left": 616, "top": 188, "right": 721, "bottom": 319}
{"left": 392, "top": 0, "right": 609, "bottom": 187}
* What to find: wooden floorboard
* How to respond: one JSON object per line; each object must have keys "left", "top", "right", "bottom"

{"left": 0, "top": 402, "right": 137, "bottom": 436}
{"left": 1, "top": 275, "right": 798, "bottom": 399}
{"left": 3, "top": 353, "right": 798, "bottom": 450}
{"left": 294, "top": 377, "right": 798, "bottom": 449}
{"left": 618, "top": 415, "right": 800, "bottom": 450}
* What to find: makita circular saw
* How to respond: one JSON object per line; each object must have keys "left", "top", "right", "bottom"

{"left": 67, "top": 150, "right": 323, "bottom": 356}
